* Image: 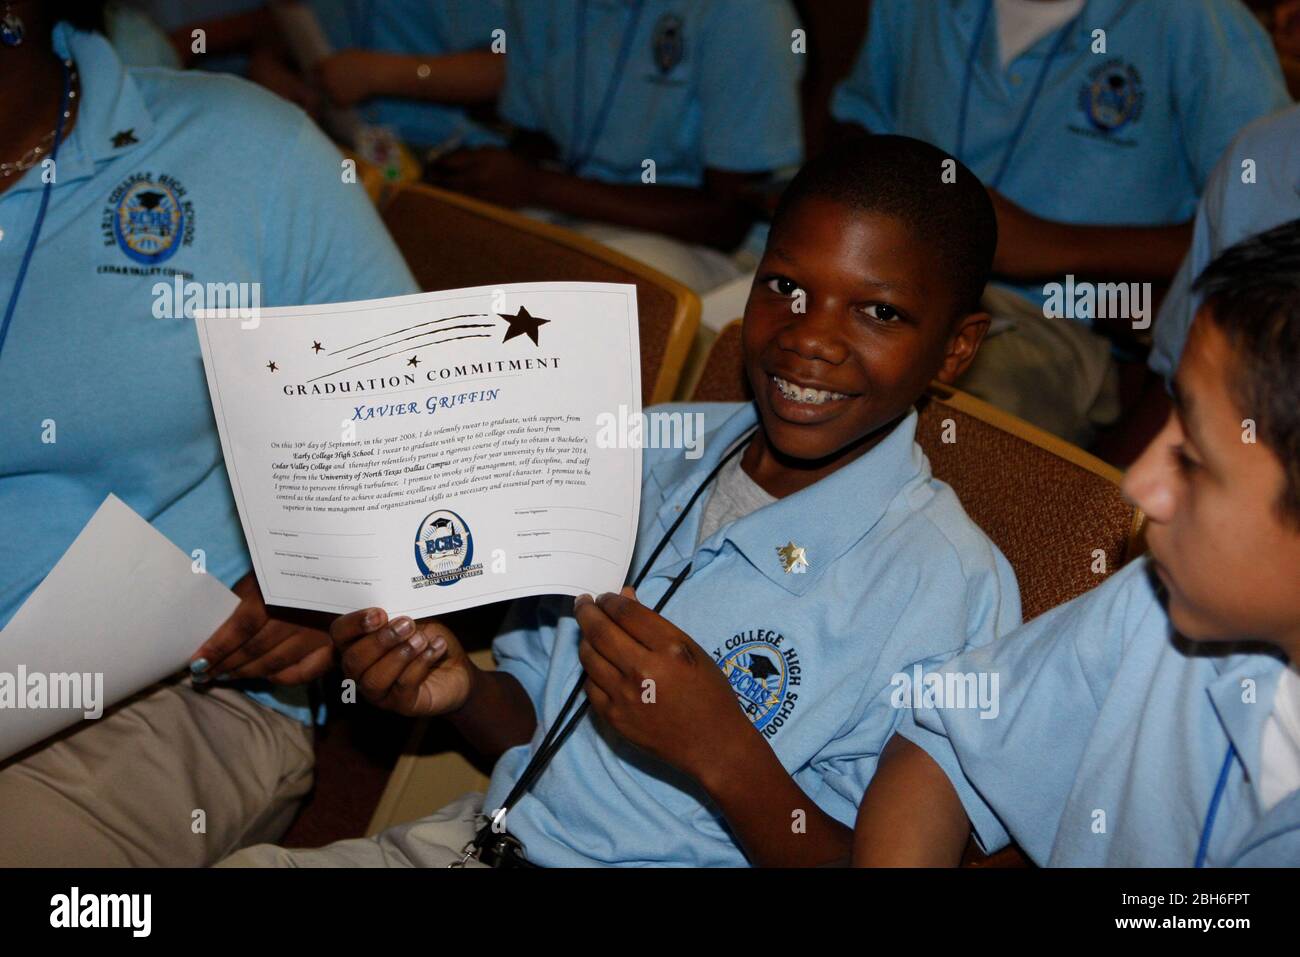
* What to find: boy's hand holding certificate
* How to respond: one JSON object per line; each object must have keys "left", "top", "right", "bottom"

{"left": 197, "top": 282, "right": 642, "bottom": 618}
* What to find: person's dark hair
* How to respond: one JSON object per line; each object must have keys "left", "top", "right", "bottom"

{"left": 771, "top": 134, "right": 998, "bottom": 316}
{"left": 1193, "top": 218, "right": 1300, "bottom": 526}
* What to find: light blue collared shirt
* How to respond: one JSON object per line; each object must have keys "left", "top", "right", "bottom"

{"left": 310, "top": 0, "right": 506, "bottom": 150}
{"left": 498, "top": 0, "right": 804, "bottom": 187}
{"left": 832, "top": 0, "right": 1291, "bottom": 315}
{"left": 483, "top": 401, "right": 1021, "bottom": 866}
{"left": 0, "top": 25, "right": 418, "bottom": 724}
{"left": 902, "top": 556, "right": 1300, "bottom": 866}
{"left": 126, "top": 0, "right": 266, "bottom": 75}
{"left": 1151, "top": 106, "right": 1300, "bottom": 381}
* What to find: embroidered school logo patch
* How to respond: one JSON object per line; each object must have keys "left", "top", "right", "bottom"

{"left": 652, "top": 13, "right": 685, "bottom": 74}
{"left": 413, "top": 509, "right": 483, "bottom": 587}
{"left": 105, "top": 173, "right": 193, "bottom": 264}
{"left": 1078, "top": 58, "right": 1144, "bottom": 133}
{"left": 713, "top": 630, "right": 802, "bottom": 738}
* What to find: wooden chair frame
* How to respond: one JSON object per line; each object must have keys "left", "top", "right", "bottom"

{"left": 375, "top": 182, "right": 701, "bottom": 406}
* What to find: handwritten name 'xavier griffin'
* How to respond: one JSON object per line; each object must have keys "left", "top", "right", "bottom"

{"left": 352, "top": 388, "right": 501, "bottom": 421}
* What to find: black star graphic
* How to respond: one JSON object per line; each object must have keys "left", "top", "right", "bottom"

{"left": 266, "top": 361, "right": 278, "bottom": 372}
{"left": 407, "top": 355, "right": 420, "bottom": 367}
{"left": 311, "top": 341, "right": 323, "bottom": 354}
{"left": 499, "top": 305, "right": 550, "bottom": 346}
{"left": 111, "top": 129, "right": 138, "bottom": 148}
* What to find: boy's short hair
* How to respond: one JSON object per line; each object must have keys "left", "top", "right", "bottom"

{"left": 771, "top": 134, "right": 998, "bottom": 316}
{"left": 1193, "top": 218, "right": 1300, "bottom": 525}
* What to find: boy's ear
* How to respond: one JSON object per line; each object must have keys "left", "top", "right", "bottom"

{"left": 934, "top": 311, "right": 991, "bottom": 385}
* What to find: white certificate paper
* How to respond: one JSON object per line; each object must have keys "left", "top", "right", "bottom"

{"left": 0, "top": 495, "right": 240, "bottom": 762}
{"left": 196, "top": 282, "right": 642, "bottom": 618}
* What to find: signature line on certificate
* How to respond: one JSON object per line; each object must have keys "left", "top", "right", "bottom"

{"left": 516, "top": 528, "right": 620, "bottom": 541}
{"left": 269, "top": 529, "right": 377, "bottom": 537}
{"left": 273, "top": 551, "right": 380, "bottom": 560}
{"left": 519, "top": 505, "right": 622, "bottom": 517}
{"left": 518, "top": 551, "right": 619, "bottom": 565}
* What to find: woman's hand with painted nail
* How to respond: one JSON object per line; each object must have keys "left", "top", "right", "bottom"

{"left": 190, "top": 573, "right": 335, "bottom": 686}
{"left": 328, "top": 609, "right": 473, "bottom": 717}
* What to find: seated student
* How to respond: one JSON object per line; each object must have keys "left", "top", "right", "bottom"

{"left": 853, "top": 220, "right": 1300, "bottom": 867}
{"left": 830, "top": 0, "right": 1290, "bottom": 445}
{"left": 1151, "top": 105, "right": 1300, "bottom": 384}
{"left": 220, "top": 135, "right": 1021, "bottom": 868}
{"left": 220, "top": 138, "right": 1024, "bottom": 868}
{"left": 0, "top": 3, "right": 416, "bottom": 866}
{"left": 228, "top": 2, "right": 504, "bottom": 158}
{"left": 428, "top": 0, "right": 804, "bottom": 296}
{"left": 307, "top": 0, "right": 506, "bottom": 153}
{"left": 126, "top": 0, "right": 271, "bottom": 75}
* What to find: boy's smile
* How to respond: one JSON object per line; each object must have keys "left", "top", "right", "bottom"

{"left": 739, "top": 198, "right": 987, "bottom": 493}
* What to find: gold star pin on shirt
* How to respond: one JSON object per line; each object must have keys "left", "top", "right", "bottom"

{"left": 776, "top": 541, "right": 809, "bottom": 574}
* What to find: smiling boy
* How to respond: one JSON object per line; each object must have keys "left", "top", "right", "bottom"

{"left": 854, "top": 220, "right": 1300, "bottom": 867}
{"left": 221, "top": 135, "right": 1021, "bottom": 868}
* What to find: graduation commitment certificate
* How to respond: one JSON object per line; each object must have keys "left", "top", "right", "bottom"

{"left": 196, "top": 282, "right": 642, "bottom": 618}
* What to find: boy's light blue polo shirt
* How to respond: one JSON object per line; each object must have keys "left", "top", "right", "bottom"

{"left": 483, "top": 401, "right": 1022, "bottom": 867}
{"left": 310, "top": 0, "right": 505, "bottom": 150}
{"left": 1151, "top": 106, "right": 1300, "bottom": 381}
{"left": 498, "top": 0, "right": 804, "bottom": 187}
{"left": 0, "top": 25, "right": 418, "bottom": 723}
{"left": 832, "top": 0, "right": 1290, "bottom": 313}
{"left": 902, "top": 557, "right": 1300, "bottom": 866}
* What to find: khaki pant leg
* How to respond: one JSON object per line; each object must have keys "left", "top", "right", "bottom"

{"left": 219, "top": 791, "right": 486, "bottom": 868}
{"left": 958, "top": 285, "right": 1120, "bottom": 446}
{"left": 571, "top": 223, "right": 743, "bottom": 296}
{"left": 0, "top": 679, "right": 314, "bottom": 867}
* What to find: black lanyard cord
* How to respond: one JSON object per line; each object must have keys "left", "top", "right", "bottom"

{"left": 482, "top": 429, "right": 758, "bottom": 836}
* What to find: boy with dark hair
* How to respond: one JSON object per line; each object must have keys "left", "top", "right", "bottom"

{"left": 854, "top": 219, "right": 1300, "bottom": 867}
{"left": 223, "top": 135, "right": 1021, "bottom": 868}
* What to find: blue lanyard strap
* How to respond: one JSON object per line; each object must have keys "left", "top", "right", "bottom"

{"left": 0, "top": 58, "right": 74, "bottom": 366}
{"left": 485, "top": 427, "right": 757, "bottom": 825}
{"left": 569, "top": 0, "right": 646, "bottom": 174}
{"left": 1195, "top": 742, "right": 1238, "bottom": 868}
{"left": 955, "top": 0, "right": 1078, "bottom": 192}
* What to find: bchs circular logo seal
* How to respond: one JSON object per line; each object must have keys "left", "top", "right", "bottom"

{"left": 720, "top": 640, "right": 790, "bottom": 733}
{"left": 652, "top": 13, "right": 685, "bottom": 74}
{"left": 413, "top": 509, "right": 481, "bottom": 587}
{"left": 112, "top": 177, "right": 186, "bottom": 264}
{"left": 1079, "top": 59, "right": 1144, "bottom": 133}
